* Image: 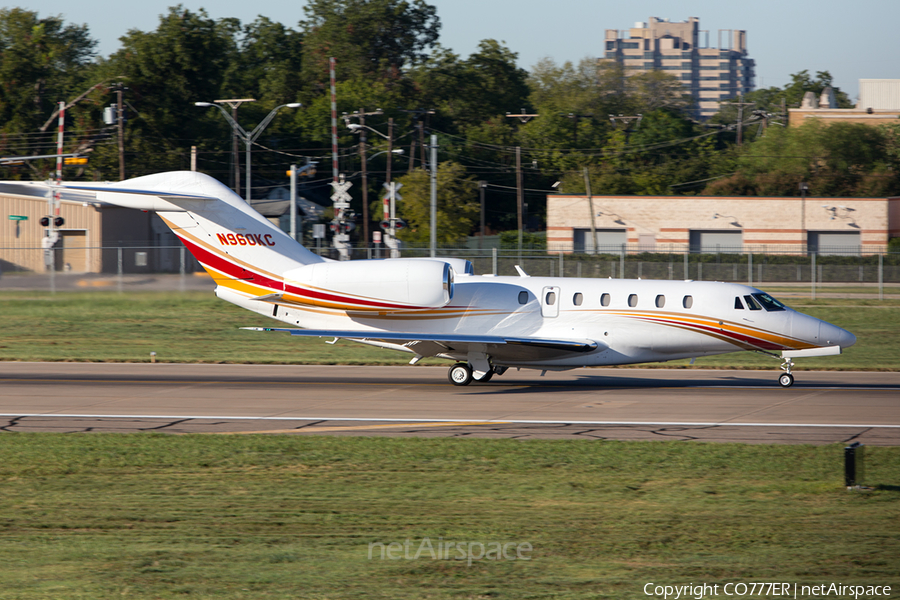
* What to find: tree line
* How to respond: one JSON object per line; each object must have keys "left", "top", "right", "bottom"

{"left": 1, "top": 2, "right": 898, "bottom": 245}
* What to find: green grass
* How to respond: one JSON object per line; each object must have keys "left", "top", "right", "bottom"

{"left": 0, "top": 292, "right": 897, "bottom": 369}
{"left": 0, "top": 435, "right": 898, "bottom": 599}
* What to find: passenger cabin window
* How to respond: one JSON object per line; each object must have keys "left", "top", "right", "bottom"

{"left": 600, "top": 293, "right": 611, "bottom": 307}
{"left": 683, "top": 295, "right": 693, "bottom": 309}
{"left": 518, "top": 291, "right": 528, "bottom": 304}
{"left": 573, "top": 293, "right": 583, "bottom": 306}
{"left": 628, "top": 294, "right": 638, "bottom": 307}
{"left": 545, "top": 291, "right": 557, "bottom": 306}
{"left": 753, "top": 293, "right": 787, "bottom": 312}
{"left": 734, "top": 297, "right": 744, "bottom": 309}
{"left": 655, "top": 295, "right": 665, "bottom": 308}
{"left": 744, "top": 295, "right": 762, "bottom": 310}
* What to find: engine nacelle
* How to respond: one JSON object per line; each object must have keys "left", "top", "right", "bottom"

{"left": 283, "top": 259, "right": 453, "bottom": 312}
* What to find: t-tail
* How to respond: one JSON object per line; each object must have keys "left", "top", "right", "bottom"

{"left": 64, "top": 171, "right": 325, "bottom": 303}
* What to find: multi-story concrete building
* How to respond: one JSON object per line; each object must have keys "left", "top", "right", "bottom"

{"left": 603, "top": 17, "right": 755, "bottom": 119}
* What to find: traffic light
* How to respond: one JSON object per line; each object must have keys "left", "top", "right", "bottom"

{"left": 40, "top": 217, "right": 50, "bottom": 226}
{"left": 39, "top": 217, "right": 64, "bottom": 227}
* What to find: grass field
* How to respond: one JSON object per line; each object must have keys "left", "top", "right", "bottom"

{"left": 0, "top": 291, "right": 897, "bottom": 370}
{"left": 0, "top": 435, "right": 898, "bottom": 599}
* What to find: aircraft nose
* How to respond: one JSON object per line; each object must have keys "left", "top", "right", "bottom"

{"left": 821, "top": 322, "right": 856, "bottom": 349}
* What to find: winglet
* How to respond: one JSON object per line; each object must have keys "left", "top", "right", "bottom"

{"left": 514, "top": 265, "right": 529, "bottom": 277}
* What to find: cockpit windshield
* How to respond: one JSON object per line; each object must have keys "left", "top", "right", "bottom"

{"left": 752, "top": 292, "right": 787, "bottom": 312}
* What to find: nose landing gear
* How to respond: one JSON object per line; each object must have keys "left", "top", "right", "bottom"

{"left": 778, "top": 357, "right": 795, "bottom": 388}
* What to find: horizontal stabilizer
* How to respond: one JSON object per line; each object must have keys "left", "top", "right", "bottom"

{"left": 63, "top": 183, "right": 218, "bottom": 203}
{"left": 782, "top": 345, "right": 841, "bottom": 358}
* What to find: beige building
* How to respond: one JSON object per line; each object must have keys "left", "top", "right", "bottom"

{"left": 789, "top": 80, "right": 900, "bottom": 127}
{"left": 547, "top": 194, "right": 899, "bottom": 255}
{"left": 603, "top": 17, "right": 755, "bottom": 119}
{"left": 0, "top": 188, "right": 175, "bottom": 274}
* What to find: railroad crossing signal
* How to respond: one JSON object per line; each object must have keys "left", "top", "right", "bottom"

{"left": 330, "top": 178, "right": 352, "bottom": 209}
{"left": 382, "top": 181, "right": 402, "bottom": 201}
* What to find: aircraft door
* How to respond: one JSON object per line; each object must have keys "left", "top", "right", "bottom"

{"left": 541, "top": 286, "right": 560, "bottom": 318}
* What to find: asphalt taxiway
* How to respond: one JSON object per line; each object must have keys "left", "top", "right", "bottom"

{"left": 1, "top": 362, "right": 898, "bottom": 444}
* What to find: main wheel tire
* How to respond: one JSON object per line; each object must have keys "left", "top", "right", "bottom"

{"left": 448, "top": 363, "right": 473, "bottom": 386}
{"left": 778, "top": 373, "right": 794, "bottom": 388}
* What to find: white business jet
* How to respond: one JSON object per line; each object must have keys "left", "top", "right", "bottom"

{"left": 10, "top": 171, "right": 856, "bottom": 387}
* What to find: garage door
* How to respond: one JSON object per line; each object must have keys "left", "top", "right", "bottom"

{"left": 573, "top": 228, "right": 627, "bottom": 253}
{"left": 689, "top": 230, "right": 743, "bottom": 253}
{"left": 808, "top": 232, "right": 860, "bottom": 256}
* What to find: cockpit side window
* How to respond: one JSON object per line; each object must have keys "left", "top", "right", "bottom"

{"left": 744, "top": 295, "right": 762, "bottom": 310}
{"left": 734, "top": 297, "right": 744, "bottom": 309}
{"left": 753, "top": 293, "right": 787, "bottom": 312}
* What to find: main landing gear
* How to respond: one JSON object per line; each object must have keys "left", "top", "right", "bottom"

{"left": 447, "top": 363, "right": 504, "bottom": 386}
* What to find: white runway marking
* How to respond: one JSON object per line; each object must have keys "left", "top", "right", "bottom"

{"left": 1, "top": 413, "right": 898, "bottom": 429}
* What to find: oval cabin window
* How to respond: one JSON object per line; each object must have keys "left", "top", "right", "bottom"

{"left": 683, "top": 295, "right": 693, "bottom": 309}
{"left": 628, "top": 294, "right": 638, "bottom": 307}
{"left": 573, "top": 293, "right": 583, "bottom": 306}
{"left": 518, "top": 291, "right": 528, "bottom": 304}
{"left": 545, "top": 291, "right": 556, "bottom": 306}
{"left": 600, "top": 293, "right": 610, "bottom": 307}
{"left": 655, "top": 295, "right": 665, "bottom": 308}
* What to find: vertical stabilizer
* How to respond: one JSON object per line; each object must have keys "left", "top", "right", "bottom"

{"left": 68, "top": 171, "right": 325, "bottom": 299}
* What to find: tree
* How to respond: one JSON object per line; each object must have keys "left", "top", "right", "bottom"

{"left": 0, "top": 8, "right": 96, "bottom": 136}
{"left": 396, "top": 161, "right": 478, "bottom": 245}
{"left": 107, "top": 7, "right": 239, "bottom": 134}
{"left": 713, "top": 69, "right": 854, "bottom": 127}
{"left": 703, "top": 120, "right": 900, "bottom": 197}
{"left": 411, "top": 40, "right": 529, "bottom": 131}
{"left": 226, "top": 17, "right": 304, "bottom": 106}
{"left": 299, "top": 0, "right": 440, "bottom": 84}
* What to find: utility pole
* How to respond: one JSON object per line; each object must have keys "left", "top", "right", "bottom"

{"left": 398, "top": 108, "right": 434, "bottom": 172}
{"left": 584, "top": 168, "right": 597, "bottom": 254}
{"left": 344, "top": 107, "right": 384, "bottom": 247}
{"left": 505, "top": 110, "right": 538, "bottom": 259}
{"left": 563, "top": 113, "right": 592, "bottom": 147}
{"left": 733, "top": 94, "right": 755, "bottom": 146}
{"left": 386, "top": 118, "right": 394, "bottom": 183}
{"left": 516, "top": 146, "right": 523, "bottom": 257}
{"left": 799, "top": 181, "right": 809, "bottom": 255}
{"left": 479, "top": 181, "right": 487, "bottom": 250}
{"left": 116, "top": 85, "right": 125, "bottom": 180}
{"left": 608, "top": 114, "right": 643, "bottom": 142}
{"left": 430, "top": 134, "right": 437, "bottom": 258}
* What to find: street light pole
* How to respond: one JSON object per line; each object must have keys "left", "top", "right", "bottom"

{"left": 211, "top": 99, "right": 255, "bottom": 194}
{"left": 195, "top": 101, "right": 301, "bottom": 203}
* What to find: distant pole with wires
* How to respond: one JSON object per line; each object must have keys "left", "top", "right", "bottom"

{"left": 516, "top": 146, "right": 523, "bottom": 259}
{"left": 330, "top": 58, "right": 339, "bottom": 182}
{"left": 505, "top": 110, "right": 538, "bottom": 260}
{"left": 430, "top": 134, "right": 437, "bottom": 258}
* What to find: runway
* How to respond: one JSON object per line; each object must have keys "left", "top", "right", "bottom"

{"left": 1, "top": 362, "right": 898, "bottom": 444}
